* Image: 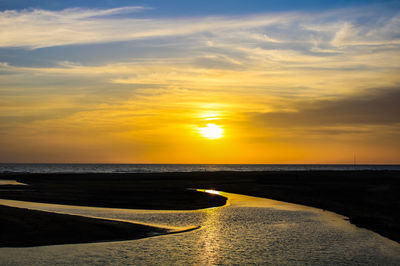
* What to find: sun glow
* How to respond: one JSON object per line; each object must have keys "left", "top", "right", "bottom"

{"left": 198, "top": 123, "right": 224, "bottom": 139}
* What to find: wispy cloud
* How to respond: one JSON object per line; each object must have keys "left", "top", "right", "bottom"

{"left": 1, "top": 5, "right": 399, "bottom": 50}
{"left": 250, "top": 88, "right": 400, "bottom": 127}
{"left": 1, "top": 4, "right": 400, "bottom": 163}
{"left": 0, "top": 7, "right": 285, "bottom": 48}
{"left": 1, "top": 5, "right": 399, "bottom": 95}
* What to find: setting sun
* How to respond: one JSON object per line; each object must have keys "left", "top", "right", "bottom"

{"left": 0, "top": 1, "right": 399, "bottom": 165}
{"left": 198, "top": 124, "right": 224, "bottom": 139}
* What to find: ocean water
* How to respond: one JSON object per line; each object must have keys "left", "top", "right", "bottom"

{"left": 0, "top": 163, "right": 399, "bottom": 174}
{"left": 0, "top": 191, "right": 399, "bottom": 265}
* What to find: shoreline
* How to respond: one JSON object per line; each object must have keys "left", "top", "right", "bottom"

{"left": 0, "top": 170, "right": 399, "bottom": 244}
{"left": 0, "top": 203, "right": 201, "bottom": 248}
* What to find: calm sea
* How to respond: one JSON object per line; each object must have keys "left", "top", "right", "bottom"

{"left": 0, "top": 163, "right": 399, "bottom": 174}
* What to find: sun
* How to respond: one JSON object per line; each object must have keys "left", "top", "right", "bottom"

{"left": 198, "top": 123, "right": 224, "bottom": 139}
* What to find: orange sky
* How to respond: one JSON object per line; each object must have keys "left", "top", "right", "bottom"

{"left": 0, "top": 4, "right": 399, "bottom": 163}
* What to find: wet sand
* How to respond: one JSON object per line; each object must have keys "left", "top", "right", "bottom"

{"left": 0, "top": 170, "right": 399, "bottom": 245}
{"left": 0, "top": 204, "right": 180, "bottom": 247}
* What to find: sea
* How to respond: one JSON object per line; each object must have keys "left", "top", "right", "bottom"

{"left": 0, "top": 163, "right": 399, "bottom": 174}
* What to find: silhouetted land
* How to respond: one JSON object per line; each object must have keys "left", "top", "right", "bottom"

{"left": 0, "top": 170, "right": 399, "bottom": 245}
{"left": 0, "top": 204, "right": 175, "bottom": 247}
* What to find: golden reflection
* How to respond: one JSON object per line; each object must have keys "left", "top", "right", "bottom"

{"left": 199, "top": 207, "right": 222, "bottom": 265}
{"left": 204, "top": 189, "right": 220, "bottom": 195}
{"left": 199, "top": 189, "right": 312, "bottom": 211}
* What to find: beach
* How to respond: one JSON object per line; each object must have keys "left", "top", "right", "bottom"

{"left": 0, "top": 170, "right": 399, "bottom": 246}
{"left": 0, "top": 204, "right": 177, "bottom": 247}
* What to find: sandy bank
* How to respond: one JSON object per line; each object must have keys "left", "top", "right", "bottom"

{"left": 0, "top": 204, "right": 184, "bottom": 247}
{"left": 0, "top": 170, "right": 399, "bottom": 243}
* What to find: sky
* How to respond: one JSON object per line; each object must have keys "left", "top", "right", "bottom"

{"left": 0, "top": 0, "right": 399, "bottom": 164}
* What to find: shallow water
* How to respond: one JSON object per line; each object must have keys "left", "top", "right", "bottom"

{"left": 0, "top": 191, "right": 399, "bottom": 265}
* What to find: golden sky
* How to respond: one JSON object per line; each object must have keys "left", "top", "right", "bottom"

{"left": 0, "top": 3, "right": 399, "bottom": 163}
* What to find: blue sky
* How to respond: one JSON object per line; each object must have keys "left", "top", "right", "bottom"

{"left": 0, "top": 1, "right": 399, "bottom": 163}
{"left": 1, "top": 0, "right": 399, "bottom": 67}
{"left": 1, "top": 0, "right": 398, "bottom": 15}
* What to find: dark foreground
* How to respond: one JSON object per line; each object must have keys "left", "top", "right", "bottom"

{"left": 0, "top": 170, "right": 399, "bottom": 245}
{"left": 0, "top": 204, "right": 175, "bottom": 247}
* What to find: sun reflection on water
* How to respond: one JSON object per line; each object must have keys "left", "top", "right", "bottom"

{"left": 0, "top": 190, "right": 399, "bottom": 264}
{"left": 199, "top": 207, "right": 222, "bottom": 265}
{"left": 204, "top": 189, "right": 220, "bottom": 195}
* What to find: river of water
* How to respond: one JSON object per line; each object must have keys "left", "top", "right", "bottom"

{"left": 0, "top": 190, "right": 399, "bottom": 265}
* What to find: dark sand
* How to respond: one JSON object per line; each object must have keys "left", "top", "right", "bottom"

{"left": 0, "top": 204, "right": 177, "bottom": 247}
{"left": 0, "top": 170, "right": 399, "bottom": 245}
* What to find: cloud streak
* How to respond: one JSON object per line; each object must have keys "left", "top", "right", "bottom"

{"left": 0, "top": 5, "right": 399, "bottom": 50}
{"left": 250, "top": 88, "right": 400, "bottom": 127}
{"left": 0, "top": 7, "right": 286, "bottom": 48}
{"left": 0, "top": 4, "right": 400, "bottom": 163}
